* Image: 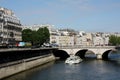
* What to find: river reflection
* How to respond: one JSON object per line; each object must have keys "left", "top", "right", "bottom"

{"left": 2, "top": 53, "right": 120, "bottom": 80}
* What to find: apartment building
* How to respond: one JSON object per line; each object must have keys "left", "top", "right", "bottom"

{"left": 0, "top": 7, "right": 22, "bottom": 46}
{"left": 92, "top": 32, "right": 109, "bottom": 46}
{"left": 23, "top": 24, "right": 111, "bottom": 46}
{"left": 58, "top": 35, "right": 74, "bottom": 46}
{"left": 76, "top": 31, "right": 93, "bottom": 46}
{"left": 50, "top": 29, "right": 110, "bottom": 46}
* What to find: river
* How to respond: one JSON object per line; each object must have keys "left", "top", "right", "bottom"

{"left": 2, "top": 52, "right": 120, "bottom": 80}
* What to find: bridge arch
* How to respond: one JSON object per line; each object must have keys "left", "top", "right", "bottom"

{"left": 75, "top": 49, "right": 88, "bottom": 59}
{"left": 75, "top": 49, "right": 96, "bottom": 59}
{"left": 102, "top": 50, "right": 113, "bottom": 59}
{"left": 53, "top": 50, "right": 70, "bottom": 59}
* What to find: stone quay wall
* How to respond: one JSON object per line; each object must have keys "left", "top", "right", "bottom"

{"left": 0, "top": 54, "right": 55, "bottom": 79}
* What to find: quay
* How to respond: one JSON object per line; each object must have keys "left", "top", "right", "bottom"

{"left": 0, "top": 48, "right": 57, "bottom": 79}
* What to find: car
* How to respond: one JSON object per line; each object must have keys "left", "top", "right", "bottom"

{"left": 50, "top": 43, "right": 59, "bottom": 47}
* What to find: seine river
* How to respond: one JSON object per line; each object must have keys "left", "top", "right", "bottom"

{"left": 2, "top": 52, "right": 120, "bottom": 80}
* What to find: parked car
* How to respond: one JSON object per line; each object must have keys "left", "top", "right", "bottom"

{"left": 50, "top": 43, "right": 59, "bottom": 47}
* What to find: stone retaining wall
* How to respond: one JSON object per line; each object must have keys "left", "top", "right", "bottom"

{"left": 0, "top": 54, "right": 55, "bottom": 79}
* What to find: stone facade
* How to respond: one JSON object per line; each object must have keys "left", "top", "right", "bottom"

{"left": 0, "top": 7, "right": 22, "bottom": 46}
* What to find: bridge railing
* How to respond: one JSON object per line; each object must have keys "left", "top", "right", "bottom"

{"left": 58, "top": 45, "right": 116, "bottom": 49}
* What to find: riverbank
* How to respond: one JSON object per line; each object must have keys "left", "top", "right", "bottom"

{"left": 0, "top": 54, "right": 55, "bottom": 79}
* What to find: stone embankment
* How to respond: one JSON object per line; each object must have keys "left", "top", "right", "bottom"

{"left": 0, "top": 54, "right": 55, "bottom": 79}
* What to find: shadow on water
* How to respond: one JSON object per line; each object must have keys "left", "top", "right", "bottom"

{"left": 101, "top": 51, "right": 120, "bottom": 68}
{"left": 2, "top": 61, "right": 55, "bottom": 80}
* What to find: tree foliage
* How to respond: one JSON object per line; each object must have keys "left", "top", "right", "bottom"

{"left": 22, "top": 27, "right": 50, "bottom": 46}
{"left": 22, "top": 29, "right": 32, "bottom": 42}
{"left": 109, "top": 35, "right": 120, "bottom": 46}
{"left": 43, "top": 27, "right": 50, "bottom": 42}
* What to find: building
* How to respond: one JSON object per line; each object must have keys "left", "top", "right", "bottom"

{"left": 23, "top": 24, "right": 112, "bottom": 46}
{"left": 58, "top": 35, "right": 74, "bottom": 46}
{"left": 76, "top": 31, "right": 93, "bottom": 46}
{"left": 23, "top": 24, "right": 54, "bottom": 31}
{"left": 0, "top": 7, "right": 22, "bottom": 46}
{"left": 92, "top": 32, "right": 110, "bottom": 46}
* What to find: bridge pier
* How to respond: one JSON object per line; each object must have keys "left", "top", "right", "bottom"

{"left": 96, "top": 54, "right": 102, "bottom": 59}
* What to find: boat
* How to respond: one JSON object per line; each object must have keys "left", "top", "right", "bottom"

{"left": 65, "top": 55, "right": 82, "bottom": 64}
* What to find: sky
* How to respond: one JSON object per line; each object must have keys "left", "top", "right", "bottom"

{"left": 0, "top": 0, "right": 120, "bottom": 32}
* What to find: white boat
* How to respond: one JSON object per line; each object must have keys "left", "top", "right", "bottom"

{"left": 65, "top": 55, "right": 82, "bottom": 64}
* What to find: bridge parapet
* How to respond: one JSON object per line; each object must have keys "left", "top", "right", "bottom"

{"left": 58, "top": 46, "right": 116, "bottom": 49}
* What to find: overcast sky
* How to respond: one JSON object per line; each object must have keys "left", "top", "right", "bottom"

{"left": 0, "top": 0, "right": 120, "bottom": 32}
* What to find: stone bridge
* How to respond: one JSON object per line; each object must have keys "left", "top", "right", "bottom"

{"left": 53, "top": 46, "right": 116, "bottom": 59}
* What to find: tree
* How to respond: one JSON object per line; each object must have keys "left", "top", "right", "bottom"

{"left": 109, "top": 35, "right": 120, "bottom": 46}
{"left": 31, "top": 30, "right": 39, "bottom": 45}
{"left": 43, "top": 27, "right": 50, "bottom": 43}
{"left": 22, "top": 29, "right": 32, "bottom": 42}
{"left": 22, "top": 27, "right": 50, "bottom": 46}
{"left": 36, "top": 27, "right": 50, "bottom": 45}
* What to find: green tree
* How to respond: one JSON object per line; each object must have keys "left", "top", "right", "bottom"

{"left": 22, "top": 29, "right": 32, "bottom": 42}
{"left": 31, "top": 30, "right": 39, "bottom": 45}
{"left": 22, "top": 27, "right": 50, "bottom": 46}
{"left": 37, "top": 27, "right": 44, "bottom": 45}
{"left": 43, "top": 27, "right": 50, "bottom": 43}
{"left": 109, "top": 35, "right": 120, "bottom": 46}
{"left": 36, "top": 27, "right": 50, "bottom": 45}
